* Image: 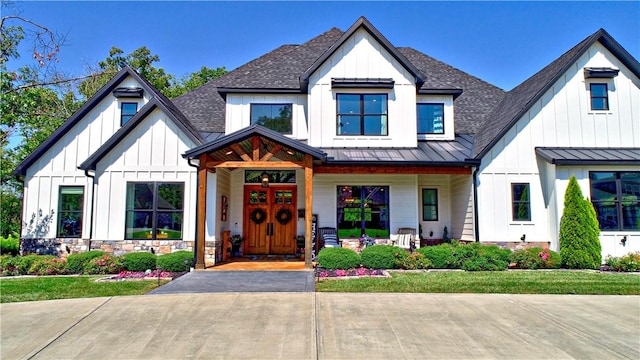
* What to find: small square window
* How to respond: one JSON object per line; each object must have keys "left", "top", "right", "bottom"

{"left": 590, "top": 84, "right": 609, "bottom": 111}
{"left": 121, "top": 102, "right": 138, "bottom": 125}
{"left": 336, "top": 94, "right": 388, "bottom": 136}
{"left": 417, "top": 104, "right": 444, "bottom": 134}
{"left": 512, "top": 183, "right": 531, "bottom": 221}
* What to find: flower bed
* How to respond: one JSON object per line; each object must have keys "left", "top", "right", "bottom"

{"left": 316, "top": 266, "right": 389, "bottom": 279}
{"left": 97, "top": 270, "right": 176, "bottom": 282}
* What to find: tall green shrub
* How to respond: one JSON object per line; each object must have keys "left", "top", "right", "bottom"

{"left": 559, "top": 175, "right": 602, "bottom": 269}
{"left": 0, "top": 233, "right": 20, "bottom": 256}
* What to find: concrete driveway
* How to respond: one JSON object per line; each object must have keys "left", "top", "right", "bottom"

{"left": 2, "top": 293, "right": 638, "bottom": 359}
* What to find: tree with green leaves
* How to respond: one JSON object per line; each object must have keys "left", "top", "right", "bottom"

{"left": 1, "top": 6, "right": 80, "bottom": 237}
{"left": 79, "top": 47, "right": 226, "bottom": 99}
{"left": 559, "top": 175, "right": 602, "bottom": 269}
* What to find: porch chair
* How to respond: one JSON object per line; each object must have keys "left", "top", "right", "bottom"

{"left": 396, "top": 227, "right": 417, "bottom": 252}
{"left": 317, "top": 227, "right": 340, "bottom": 249}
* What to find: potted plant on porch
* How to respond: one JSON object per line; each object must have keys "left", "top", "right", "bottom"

{"left": 230, "top": 234, "right": 244, "bottom": 257}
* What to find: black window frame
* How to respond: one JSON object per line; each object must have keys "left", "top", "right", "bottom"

{"left": 57, "top": 186, "right": 84, "bottom": 238}
{"left": 250, "top": 103, "right": 293, "bottom": 134}
{"left": 336, "top": 93, "right": 388, "bottom": 136}
{"left": 511, "top": 183, "right": 531, "bottom": 222}
{"left": 422, "top": 188, "right": 439, "bottom": 221}
{"left": 125, "top": 182, "right": 185, "bottom": 240}
{"left": 121, "top": 102, "right": 138, "bottom": 125}
{"left": 589, "top": 83, "right": 609, "bottom": 111}
{"left": 336, "top": 185, "right": 390, "bottom": 238}
{"left": 417, "top": 103, "right": 445, "bottom": 135}
{"left": 590, "top": 171, "right": 640, "bottom": 231}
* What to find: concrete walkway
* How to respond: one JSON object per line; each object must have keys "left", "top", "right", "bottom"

{"left": 148, "top": 271, "right": 316, "bottom": 294}
{"left": 2, "top": 293, "right": 638, "bottom": 359}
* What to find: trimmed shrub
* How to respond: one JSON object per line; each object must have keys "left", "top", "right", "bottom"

{"left": 18, "top": 255, "right": 50, "bottom": 275}
{"left": 28, "top": 257, "right": 68, "bottom": 275}
{"left": 122, "top": 252, "right": 157, "bottom": 272}
{"left": 317, "top": 247, "right": 361, "bottom": 270}
{"left": 157, "top": 251, "right": 194, "bottom": 272}
{"left": 559, "top": 175, "right": 602, "bottom": 269}
{"left": 417, "top": 244, "right": 454, "bottom": 269}
{"left": 510, "top": 247, "right": 562, "bottom": 269}
{"left": 605, "top": 252, "right": 640, "bottom": 272}
{"left": 67, "top": 250, "right": 105, "bottom": 274}
{"left": 394, "top": 252, "right": 431, "bottom": 270}
{"left": 84, "top": 254, "right": 124, "bottom": 275}
{"left": 0, "top": 255, "right": 20, "bottom": 276}
{"left": 450, "top": 242, "right": 481, "bottom": 269}
{"left": 360, "top": 245, "right": 406, "bottom": 269}
{"left": 0, "top": 233, "right": 20, "bottom": 256}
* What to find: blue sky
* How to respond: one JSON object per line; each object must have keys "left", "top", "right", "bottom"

{"left": 6, "top": 1, "right": 640, "bottom": 91}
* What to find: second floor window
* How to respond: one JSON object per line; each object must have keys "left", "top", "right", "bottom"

{"left": 337, "top": 94, "right": 388, "bottom": 136}
{"left": 250, "top": 104, "right": 292, "bottom": 134}
{"left": 590, "top": 83, "right": 609, "bottom": 111}
{"left": 121, "top": 102, "right": 138, "bottom": 125}
{"left": 417, "top": 103, "right": 444, "bottom": 134}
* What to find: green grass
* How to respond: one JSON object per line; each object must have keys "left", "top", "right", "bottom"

{"left": 316, "top": 271, "right": 640, "bottom": 295}
{"left": 0, "top": 276, "right": 169, "bottom": 303}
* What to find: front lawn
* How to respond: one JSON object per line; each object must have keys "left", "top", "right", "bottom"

{"left": 316, "top": 270, "right": 640, "bottom": 295}
{"left": 0, "top": 276, "right": 169, "bottom": 303}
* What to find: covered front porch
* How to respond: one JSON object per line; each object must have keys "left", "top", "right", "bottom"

{"left": 183, "top": 125, "right": 326, "bottom": 269}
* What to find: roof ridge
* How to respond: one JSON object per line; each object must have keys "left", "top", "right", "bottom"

{"left": 398, "top": 47, "right": 504, "bottom": 92}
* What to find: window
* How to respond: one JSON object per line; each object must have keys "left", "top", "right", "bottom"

{"left": 590, "top": 172, "right": 640, "bottom": 231}
{"left": 590, "top": 84, "right": 609, "bottom": 111}
{"left": 245, "top": 170, "right": 296, "bottom": 184}
{"left": 337, "top": 94, "right": 388, "bottom": 136}
{"left": 417, "top": 104, "right": 444, "bottom": 134}
{"left": 57, "top": 186, "right": 84, "bottom": 237}
{"left": 422, "top": 189, "right": 438, "bottom": 221}
{"left": 511, "top": 183, "right": 531, "bottom": 221}
{"left": 121, "top": 102, "right": 138, "bottom": 125}
{"left": 337, "top": 186, "right": 389, "bottom": 238}
{"left": 250, "top": 104, "right": 292, "bottom": 134}
{"left": 125, "top": 182, "right": 184, "bottom": 239}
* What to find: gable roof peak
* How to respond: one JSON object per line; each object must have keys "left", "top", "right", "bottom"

{"left": 299, "top": 16, "right": 425, "bottom": 91}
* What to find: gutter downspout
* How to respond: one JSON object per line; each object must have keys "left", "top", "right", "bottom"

{"left": 472, "top": 166, "right": 480, "bottom": 243}
{"left": 187, "top": 158, "right": 200, "bottom": 268}
{"left": 84, "top": 169, "right": 95, "bottom": 251}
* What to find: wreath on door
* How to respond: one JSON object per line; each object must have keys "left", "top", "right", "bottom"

{"left": 275, "top": 208, "right": 292, "bottom": 225}
{"left": 250, "top": 208, "right": 267, "bottom": 224}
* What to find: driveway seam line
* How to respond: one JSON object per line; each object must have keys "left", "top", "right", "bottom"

{"left": 26, "top": 297, "right": 113, "bottom": 360}
{"left": 314, "top": 292, "right": 320, "bottom": 360}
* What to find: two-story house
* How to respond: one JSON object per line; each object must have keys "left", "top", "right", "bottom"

{"left": 15, "top": 17, "right": 639, "bottom": 269}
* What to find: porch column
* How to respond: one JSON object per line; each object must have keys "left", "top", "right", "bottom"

{"left": 304, "top": 155, "right": 313, "bottom": 268}
{"left": 195, "top": 157, "right": 207, "bottom": 269}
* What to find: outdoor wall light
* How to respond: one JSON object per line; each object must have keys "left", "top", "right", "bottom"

{"left": 620, "top": 235, "right": 627, "bottom": 247}
{"left": 520, "top": 234, "right": 526, "bottom": 242}
{"left": 261, "top": 172, "right": 270, "bottom": 188}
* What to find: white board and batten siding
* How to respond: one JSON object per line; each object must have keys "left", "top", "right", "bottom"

{"left": 306, "top": 28, "right": 418, "bottom": 148}
{"left": 92, "top": 108, "right": 198, "bottom": 241}
{"left": 225, "top": 94, "right": 308, "bottom": 139}
{"left": 477, "top": 42, "right": 640, "bottom": 253}
{"left": 22, "top": 75, "right": 150, "bottom": 238}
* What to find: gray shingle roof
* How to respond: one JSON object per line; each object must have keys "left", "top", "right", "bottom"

{"left": 473, "top": 29, "right": 640, "bottom": 159}
{"left": 536, "top": 147, "right": 640, "bottom": 165}
{"left": 399, "top": 47, "right": 505, "bottom": 135}
{"left": 174, "top": 20, "right": 505, "bottom": 138}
